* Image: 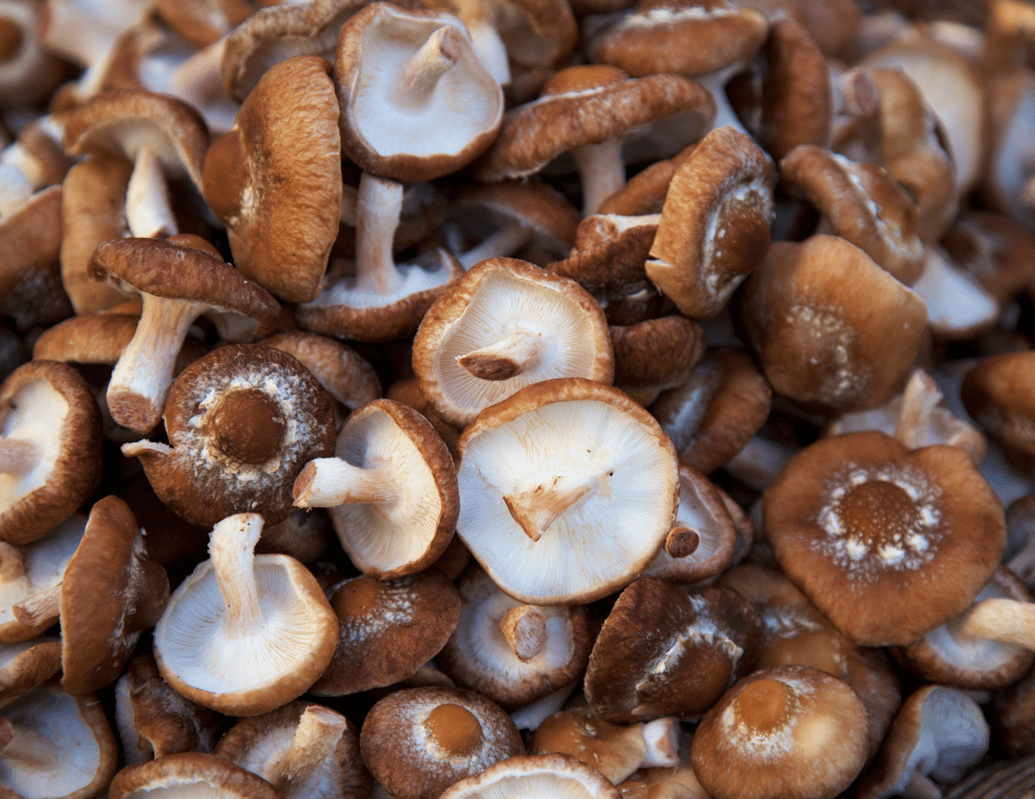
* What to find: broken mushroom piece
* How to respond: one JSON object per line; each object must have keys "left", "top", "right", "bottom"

{"left": 691, "top": 665, "right": 869, "bottom": 799}
{"left": 88, "top": 236, "right": 282, "bottom": 434}
{"left": 0, "top": 360, "right": 102, "bottom": 546}
{"left": 293, "top": 397, "right": 458, "bottom": 578}
{"left": 153, "top": 512, "right": 339, "bottom": 716}
{"left": 124, "top": 344, "right": 337, "bottom": 529}
{"left": 309, "top": 569, "right": 461, "bottom": 696}
{"left": 436, "top": 563, "right": 593, "bottom": 710}
{"left": 438, "top": 753, "right": 621, "bottom": 799}
{"left": 455, "top": 377, "right": 679, "bottom": 605}
{"left": 215, "top": 701, "right": 372, "bottom": 799}
{"left": 359, "top": 685, "right": 524, "bottom": 799}
{"left": 584, "top": 579, "right": 763, "bottom": 722}
{"left": 763, "top": 430, "right": 1006, "bottom": 647}
{"left": 412, "top": 257, "right": 615, "bottom": 428}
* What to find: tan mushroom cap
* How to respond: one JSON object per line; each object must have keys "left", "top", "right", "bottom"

{"left": 645, "top": 125, "right": 776, "bottom": 318}
{"left": 691, "top": 665, "right": 869, "bottom": 799}
{"left": 359, "top": 685, "right": 524, "bottom": 799}
{"left": 412, "top": 257, "right": 616, "bottom": 428}
{"left": 0, "top": 637, "right": 61, "bottom": 708}
{"left": 203, "top": 55, "right": 343, "bottom": 303}
{"left": 153, "top": 513, "right": 339, "bottom": 716}
{"left": 334, "top": 2, "right": 504, "bottom": 184}
{"left": 438, "top": 753, "right": 622, "bottom": 799}
{"left": 961, "top": 349, "right": 1035, "bottom": 479}
{"left": 310, "top": 569, "right": 461, "bottom": 696}
{"left": 584, "top": 579, "right": 763, "bottom": 722}
{"left": 455, "top": 377, "right": 679, "bottom": 605}
{"left": 764, "top": 431, "right": 1006, "bottom": 647}
{"left": 109, "top": 752, "right": 284, "bottom": 799}
{"left": 293, "top": 398, "right": 459, "bottom": 578}
{"left": 436, "top": 563, "right": 593, "bottom": 710}
{"left": 124, "top": 344, "right": 337, "bottom": 529}
{"left": 0, "top": 360, "right": 103, "bottom": 546}
{"left": 610, "top": 315, "right": 706, "bottom": 403}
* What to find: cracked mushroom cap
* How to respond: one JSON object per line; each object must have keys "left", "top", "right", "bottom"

{"left": 152, "top": 513, "right": 339, "bottom": 716}
{"left": 334, "top": 1, "right": 504, "bottom": 184}
{"left": 203, "top": 55, "right": 343, "bottom": 304}
{"left": 763, "top": 430, "right": 1006, "bottom": 647}
{"left": 439, "top": 753, "right": 622, "bottom": 799}
{"left": 455, "top": 377, "right": 679, "bottom": 605}
{"left": 124, "top": 344, "right": 337, "bottom": 529}
{"left": 359, "top": 685, "right": 524, "bottom": 799}
{"left": 292, "top": 397, "right": 459, "bottom": 578}
{"left": 0, "top": 360, "right": 103, "bottom": 546}
{"left": 412, "top": 257, "right": 615, "bottom": 428}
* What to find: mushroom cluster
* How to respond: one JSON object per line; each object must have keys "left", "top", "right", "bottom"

{"left": 3, "top": 1, "right": 1035, "bottom": 798}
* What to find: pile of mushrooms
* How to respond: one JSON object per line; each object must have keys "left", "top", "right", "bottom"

{"left": 3, "top": 0, "right": 1035, "bottom": 798}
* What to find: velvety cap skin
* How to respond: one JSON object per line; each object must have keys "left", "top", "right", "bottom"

{"left": 763, "top": 431, "right": 1006, "bottom": 647}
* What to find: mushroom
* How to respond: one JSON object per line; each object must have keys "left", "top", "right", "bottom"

{"left": 152, "top": 512, "right": 339, "bottom": 716}
{"left": 454, "top": 377, "right": 679, "bottom": 605}
{"left": 359, "top": 685, "right": 524, "bottom": 799}
{"left": 763, "top": 430, "right": 1006, "bottom": 647}
{"left": 609, "top": 315, "right": 706, "bottom": 407}
{"left": 88, "top": 235, "right": 282, "bottom": 434}
{"left": 411, "top": 257, "right": 616, "bottom": 428}
{"left": 690, "top": 665, "right": 870, "bottom": 799}
{"left": 0, "top": 360, "right": 103, "bottom": 546}
{"left": 960, "top": 349, "right": 1035, "bottom": 480}
{"left": 437, "top": 753, "right": 622, "bottom": 799}
{"left": 125, "top": 343, "right": 337, "bottom": 529}
{"left": 292, "top": 397, "right": 458, "bottom": 578}
{"left": 108, "top": 752, "right": 284, "bottom": 799}
{"left": 0, "top": 637, "right": 61, "bottom": 709}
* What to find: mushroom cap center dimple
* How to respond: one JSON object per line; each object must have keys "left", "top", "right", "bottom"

{"left": 733, "top": 678, "right": 794, "bottom": 737}
{"left": 836, "top": 480, "right": 920, "bottom": 549}
{"left": 203, "top": 388, "right": 286, "bottom": 464}
{"left": 424, "top": 703, "right": 483, "bottom": 758}
{"left": 331, "top": 576, "right": 381, "bottom": 619}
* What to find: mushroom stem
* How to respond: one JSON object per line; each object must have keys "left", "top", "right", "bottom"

{"left": 503, "top": 473, "right": 597, "bottom": 542}
{"left": 694, "top": 66, "right": 754, "bottom": 139}
{"left": 893, "top": 370, "right": 942, "bottom": 448}
{"left": 12, "top": 584, "right": 61, "bottom": 629}
{"left": 665, "top": 524, "right": 701, "bottom": 559}
{"left": 0, "top": 541, "right": 25, "bottom": 581}
{"left": 397, "top": 26, "right": 462, "bottom": 107}
{"left": 570, "top": 136, "right": 627, "bottom": 216}
{"left": 293, "top": 457, "right": 399, "bottom": 508}
{"left": 902, "top": 770, "right": 944, "bottom": 799}
{"left": 354, "top": 172, "right": 405, "bottom": 295}
{"left": 499, "top": 605, "right": 549, "bottom": 661}
{"left": 0, "top": 438, "right": 39, "bottom": 479}
{"left": 126, "top": 144, "right": 177, "bottom": 239}
{"left": 270, "top": 705, "right": 348, "bottom": 794}
{"left": 106, "top": 293, "right": 204, "bottom": 434}
{"left": 457, "top": 220, "right": 533, "bottom": 270}
{"left": 209, "top": 513, "right": 266, "bottom": 636}
{"left": 464, "top": 16, "right": 511, "bottom": 86}
{"left": 951, "top": 597, "right": 1035, "bottom": 650}
{"left": 457, "top": 328, "right": 543, "bottom": 381}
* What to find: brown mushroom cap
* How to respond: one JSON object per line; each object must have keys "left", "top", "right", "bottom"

{"left": 961, "top": 350, "right": 1035, "bottom": 479}
{"left": 359, "top": 685, "right": 524, "bottom": 799}
{"left": 125, "top": 344, "right": 337, "bottom": 529}
{"left": 109, "top": 752, "right": 284, "bottom": 799}
{"left": 0, "top": 360, "right": 103, "bottom": 546}
{"left": 764, "top": 430, "right": 1006, "bottom": 647}
{"left": 203, "top": 55, "right": 342, "bottom": 304}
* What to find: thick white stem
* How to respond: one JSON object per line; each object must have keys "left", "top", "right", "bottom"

{"left": 504, "top": 474, "right": 597, "bottom": 542}
{"left": 695, "top": 66, "right": 753, "bottom": 139}
{"left": 293, "top": 458, "right": 398, "bottom": 508}
{"left": 457, "top": 329, "right": 543, "bottom": 381}
{"left": 571, "top": 136, "right": 627, "bottom": 216}
{"left": 397, "top": 26, "right": 462, "bottom": 107}
{"left": 106, "top": 294, "right": 203, "bottom": 433}
{"left": 458, "top": 220, "right": 533, "bottom": 269}
{"left": 466, "top": 18, "right": 511, "bottom": 86}
{"left": 499, "top": 605, "right": 548, "bottom": 661}
{"left": 271, "top": 706, "right": 348, "bottom": 794}
{"left": 209, "top": 514, "right": 265, "bottom": 636}
{"left": 126, "top": 145, "right": 177, "bottom": 239}
{"left": 893, "top": 370, "right": 943, "bottom": 448}
{"left": 355, "top": 172, "right": 404, "bottom": 295}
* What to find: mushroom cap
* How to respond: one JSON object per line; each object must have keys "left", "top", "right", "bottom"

{"left": 476, "top": 64, "right": 714, "bottom": 182}
{"left": 359, "top": 685, "right": 524, "bottom": 799}
{"left": 202, "top": 55, "right": 343, "bottom": 304}
{"left": 334, "top": 2, "right": 504, "bottom": 183}
{"left": 0, "top": 637, "right": 61, "bottom": 709}
{"left": 455, "top": 377, "right": 679, "bottom": 605}
{"left": 60, "top": 495, "right": 169, "bottom": 696}
{"left": 153, "top": 514, "right": 339, "bottom": 717}
{"left": 690, "top": 665, "right": 869, "bottom": 799}
{"left": 961, "top": 350, "right": 1035, "bottom": 479}
{"left": 412, "top": 257, "right": 616, "bottom": 428}
{"left": 109, "top": 752, "right": 284, "bottom": 799}
{"left": 126, "top": 344, "right": 338, "bottom": 529}
{"left": 0, "top": 360, "right": 103, "bottom": 546}
{"left": 309, "top": 569, "right": 461, "bottom": 695}
{"left": 438, "top": 752, "right": 622, "bottom": 799}
{"left": 764, "top": 430, "right": 1006, "bottom": 646}
{"left": 294, "top": 398, "right": 459, "bottom": 578}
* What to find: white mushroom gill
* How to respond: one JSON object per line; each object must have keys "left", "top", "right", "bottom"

{"left": 0, "top": 380, "right": 69, "bottom": 503}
